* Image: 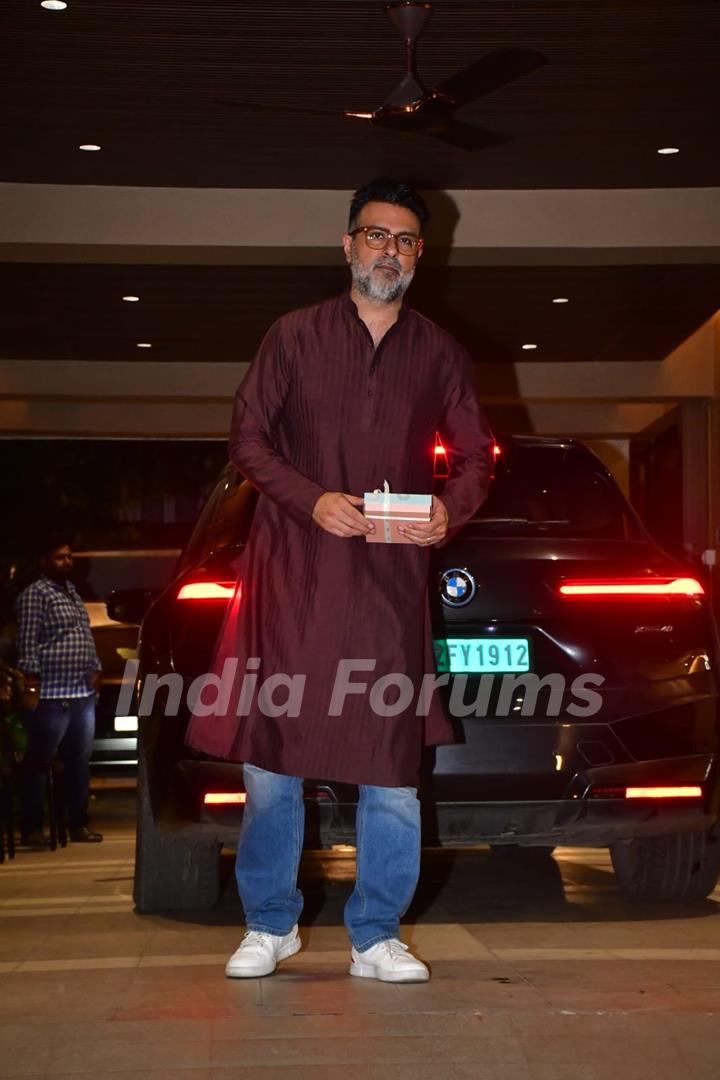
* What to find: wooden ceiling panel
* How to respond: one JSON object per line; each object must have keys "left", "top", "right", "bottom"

{"left": 0, "top": 262, "right": 717, "bottom": 364}
{"left": 2, "top": 0, "right": 718, "bottom": 189}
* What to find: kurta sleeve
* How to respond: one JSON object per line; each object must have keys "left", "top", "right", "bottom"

{"left": 437, "top": 343, "right": 495, "bottom": 541}
{"left": 229, "top": 319, "right": 326, "bottom": 531}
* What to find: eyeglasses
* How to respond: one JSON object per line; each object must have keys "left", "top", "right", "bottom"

{"left": 349, "top": 226, "right": 423, "bottom": 255}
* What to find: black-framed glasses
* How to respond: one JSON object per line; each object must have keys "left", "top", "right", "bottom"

{"left": 349, "top": 226, "right": 423, "bottom": 255}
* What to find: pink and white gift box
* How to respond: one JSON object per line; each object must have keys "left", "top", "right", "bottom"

{"left": 363, "top": 480, "right": 432, "bottom": 544}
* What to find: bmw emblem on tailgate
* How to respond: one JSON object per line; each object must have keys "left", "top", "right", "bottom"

{"left": 439, "top": 568, "right": 476, "bottom": 607}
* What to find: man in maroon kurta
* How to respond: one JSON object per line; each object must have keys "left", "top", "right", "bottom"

{"left": 186, "top": 178, "right": 494, "bottom": 983}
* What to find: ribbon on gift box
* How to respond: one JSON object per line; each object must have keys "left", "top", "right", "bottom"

{"left": 371, "top": 480, "right": 393, "bottom": 543}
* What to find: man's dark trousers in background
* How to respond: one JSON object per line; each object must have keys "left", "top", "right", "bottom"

{"left": 20, "top": 693, "right": 95, "bottom": 834}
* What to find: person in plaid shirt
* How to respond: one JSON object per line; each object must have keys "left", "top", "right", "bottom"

{"left": 15, "top": 536, "right": 103, "bottom": 848}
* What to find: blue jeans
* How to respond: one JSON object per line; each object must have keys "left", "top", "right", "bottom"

{"left": 237, "top": 763, "right": 421, "bottom": 951}
{"left": 20, "top": 695, "right": 96, "bottom": 834}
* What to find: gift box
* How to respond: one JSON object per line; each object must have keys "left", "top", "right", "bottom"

{"left": 363, "top": 480, "right": 432, "bottom": 544}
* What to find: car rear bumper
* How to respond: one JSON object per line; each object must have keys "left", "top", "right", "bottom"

{"left": 163, "top": 754, "right": 718, "bottom": 849}
{"left": 423, "top": 750, "right": 720, "bottom": 846}
{"left": 158, "top": 795, "right": 719, "bottom": 850}
{"left": 427, "top": 797, "right": 718, "bottom": 847}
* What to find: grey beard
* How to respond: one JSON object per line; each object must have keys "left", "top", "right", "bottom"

{"left": 350, "top": 249, "right": 415, "bottom": 303}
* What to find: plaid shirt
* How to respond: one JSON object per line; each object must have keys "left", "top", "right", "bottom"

{"left": 15, "top": 576, "right": 101, "bottom": 700}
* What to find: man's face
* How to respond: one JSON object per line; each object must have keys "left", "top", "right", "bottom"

{"left": 342, "top": 200, "right": 423, "bottom": 304}
{"left": 42, "top": 544, "right": 73, "bottom": 582}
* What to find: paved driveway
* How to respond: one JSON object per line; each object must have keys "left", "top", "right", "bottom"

{"left": 1, "top": 794, "right": 719, "bottom": 1079}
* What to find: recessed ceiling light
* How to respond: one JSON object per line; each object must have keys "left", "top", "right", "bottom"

{"left": 136, "top": 342, "right": 152, "bottom": 348}
{"left": 657, "top": 147, "right": 679, "bottom": 155}
{"left": 521, "top": 343, "right": 538, "bottom": 350}
{"left": 78, "top": 144, "right": 101, "bottom": 151}
{"left": 122, "top": 295, "right": 140, "bottom": 302}
{"left": 41, "top": 1, "right": 68, "bottom": 9}
{"left": 552, "top": 297, "right": 569, "bottom": 304}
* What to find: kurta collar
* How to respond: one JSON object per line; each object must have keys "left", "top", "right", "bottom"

{"left": 339, "top": 288, "right": 412, "bottom": 328}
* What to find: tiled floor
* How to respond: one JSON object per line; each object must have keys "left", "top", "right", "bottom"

{"left": 1, "top": 793, "right": 720, "bottom": 1078}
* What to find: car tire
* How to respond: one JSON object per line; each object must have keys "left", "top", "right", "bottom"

{"left": 610, "top": 829, "right": 720, "bottom": 902}
{"left": 489, "top": 844, "right": 556, "bottom": 859}
{"left": 134, "top": 748, "right": 222, "bottom": 913}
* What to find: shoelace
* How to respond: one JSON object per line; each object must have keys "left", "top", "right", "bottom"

{"left": 241, "top": 930, "right": 274, "bottom": 948}
{"left": 380, "top": 939, "right": 410, "bottom": 960}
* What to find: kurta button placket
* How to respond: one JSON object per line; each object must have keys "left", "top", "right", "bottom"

{"left": 361, "top": 347, "right": 379, "bottom": 427}
{"left": 361, "top": 382, "right": 376, "bottom": 428}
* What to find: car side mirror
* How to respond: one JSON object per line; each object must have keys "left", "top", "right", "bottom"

{"left": 106, "top": 588, "right": 159, "bottom": 625}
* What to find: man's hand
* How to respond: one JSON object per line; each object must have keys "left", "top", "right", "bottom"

{"left": 0, "top": 662, "right": 13, "bottom": 705}
{"left": 18, "top": 670, "right": 40, "bottom": 711}
{"left": 399, "top": 495, "right": 449, "bottom": 547}
{"left": 91, "top": 670, "right": 102, "bottom": 696}
{"left": 312, "top": 492, "right": 375, "bottom": 538}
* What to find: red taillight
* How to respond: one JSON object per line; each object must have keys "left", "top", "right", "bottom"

{"left": 626, "top": 786, "right": 702, "bottom": 799}
{"left": 203, "top": 792, "right": 246, "bottom": 805}
{"left": 177, "top": 581, "right": 236, "bottom": 601}
{"left": 559, "top": 577, "right": 704, "bottom": 598}
{"left": 590, "top": 785, "right": 702, "bottom": 799}
{"left": 433, "top": 433, "right": 449, "bottom": 478}
{"left": 492, "top": 444, "right": 501, "bottom": 457}
{"left": 203, "top": 790, "right": 331, "bottom": 805}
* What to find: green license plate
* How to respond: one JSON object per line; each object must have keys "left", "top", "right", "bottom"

{"left": 434, "top": 637, "right": 531, "bottom": 674}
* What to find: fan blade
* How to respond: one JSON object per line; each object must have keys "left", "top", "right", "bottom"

{"left": 430, "top": 122, "right": 509, "bottom": 151}
{"left": 435, "top": 48, "right": 546, "bottom": 107}
{"left": 216, "top": 98, "right": 339, "bottom": 119}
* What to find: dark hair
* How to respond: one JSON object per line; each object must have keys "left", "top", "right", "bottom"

{"left": 38, "top": 532, "right": 75, "bottom": 561}
{"left": 348, "top": 177, "right": 430, "bottom": 234}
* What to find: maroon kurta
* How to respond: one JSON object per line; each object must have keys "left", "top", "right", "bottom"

{"left": 185, "top": 290, "right": 494, "bottom": 786}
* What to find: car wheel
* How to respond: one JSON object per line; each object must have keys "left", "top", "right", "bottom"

{"left": 133, "top": 746, "right": 222, "bottom": 913}
{"left": 489, "top": 844, "right": 556, "bottom": 859}
{"left": 610, "top": 829, "right": 720, "bottom": 902}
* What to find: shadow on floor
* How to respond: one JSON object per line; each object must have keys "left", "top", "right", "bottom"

{"left": 165, "top": 845, "right": 720, "bottom": 928}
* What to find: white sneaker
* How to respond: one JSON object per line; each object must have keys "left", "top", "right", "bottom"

{"left": 349, "top": 938, "right": 429, "bottom": 983}
{"left": 225, "top": 925, "right": 301, "bottom": 978}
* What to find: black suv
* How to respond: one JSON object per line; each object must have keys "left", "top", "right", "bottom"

{"left": 113, "top": 436, "right": 720, "bottom": 912}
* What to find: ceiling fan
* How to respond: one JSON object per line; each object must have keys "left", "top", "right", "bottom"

{"left": 219, "top": 1, "right": 545, "bottom": 150}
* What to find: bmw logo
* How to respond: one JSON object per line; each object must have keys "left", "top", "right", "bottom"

{"left": 439, "top": 568, "right": 476, "bottom": 607}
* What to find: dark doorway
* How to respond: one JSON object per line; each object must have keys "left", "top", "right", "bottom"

{"left": 629, "top": 411, "right": 683, "bottom": 558}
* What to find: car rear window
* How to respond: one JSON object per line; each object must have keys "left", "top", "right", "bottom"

{"left": 465, "top": 444, "right": 643, "bottom": 540}
{"left": 176, "top": 468, "right": 258, "bottom": 574}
